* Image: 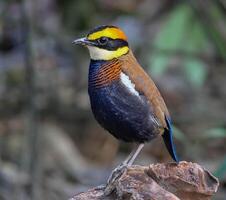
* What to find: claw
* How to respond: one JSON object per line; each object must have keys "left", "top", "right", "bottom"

{"left": 95, "top": 184, "right": 106, "bottom": 190}
{"left": 103, "top": 144, "right": 145, "bottom": 196}
{"left": 104, "top": 163, "right": 128, "bottom": 195}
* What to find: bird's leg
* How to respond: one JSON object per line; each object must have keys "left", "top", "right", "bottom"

{"left": 126, "top": 143, "right": 144, "bottom": 166}
{"left": 104, "top": 143, "right": 144, "bottom": 195}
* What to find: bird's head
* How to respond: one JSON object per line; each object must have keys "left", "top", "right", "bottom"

{"left": 73, "top": 25, "right": 129, "bottom": 60}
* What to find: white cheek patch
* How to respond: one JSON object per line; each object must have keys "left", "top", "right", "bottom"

{"left": 87, "top": 46, "right": 113, "bottom": 60}
{"left": 120, "top": 72, "right": 140, "bottom": 97}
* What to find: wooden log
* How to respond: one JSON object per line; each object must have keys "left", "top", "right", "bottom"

{"left": 70, "top": 161, "right": 219, "bottom": 200}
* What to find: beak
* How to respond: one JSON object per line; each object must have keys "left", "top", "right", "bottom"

{"left": 72, "top": 37, "right": 94, "bottom": 46}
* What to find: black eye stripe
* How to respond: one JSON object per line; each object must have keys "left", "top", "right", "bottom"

{"left": 98, "top": 37, "right": 109, "bottom": 45}
{"left": 90, "top": 38, "right": 128, "bottom": 50}
{"left": 108, "top": 39, "right": 128, "bottom": 50}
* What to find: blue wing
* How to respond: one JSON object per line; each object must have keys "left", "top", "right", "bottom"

{"left": 162, "top": 116, "right": 179, "bottom": 163}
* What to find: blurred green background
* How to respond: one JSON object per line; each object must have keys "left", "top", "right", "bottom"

{"left": 0, "top": 0, "right": 226, "bottom": 199}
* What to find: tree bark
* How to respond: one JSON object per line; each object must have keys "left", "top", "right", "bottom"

{"left": 70, "top": 161, "right": 219, "bottom": 200}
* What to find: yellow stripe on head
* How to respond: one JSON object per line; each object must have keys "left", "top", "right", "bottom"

{"left": 85, "top": 25, "right": 129, "bottom": 60}
{"left": 87, "top": 26, "right": 127, "bottom": 41}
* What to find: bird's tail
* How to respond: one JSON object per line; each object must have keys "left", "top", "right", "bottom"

{"left": 162, "top": 116, "right": 179, "bottom": 163}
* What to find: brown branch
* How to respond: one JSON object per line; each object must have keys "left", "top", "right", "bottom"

{"left": 70, "top": 161, "right": 219, "bottom": 200}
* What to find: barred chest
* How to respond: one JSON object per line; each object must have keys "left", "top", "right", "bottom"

{"left": 88, "top": 59, "right": 159, "bottom": 142}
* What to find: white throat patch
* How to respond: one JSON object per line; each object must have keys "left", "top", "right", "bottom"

{"left": 87, "top": 46, "right": 129, "bottom": 60}
{"left": 87, "top": 46, "right": 112, "bottom": 60}
{"left": 120, "top": 72, "right": 140, "bottom": 97}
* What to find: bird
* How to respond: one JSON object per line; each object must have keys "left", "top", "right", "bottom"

{"left": 73, "top": 25, "right": 179, "bottom": 194}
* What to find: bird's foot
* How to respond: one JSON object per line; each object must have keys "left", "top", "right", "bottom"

{"left": 95, "top": 184, "right": 106, "bottom": 190}
{"left": 104, "top": 163, "right": 128, "bottom": 196}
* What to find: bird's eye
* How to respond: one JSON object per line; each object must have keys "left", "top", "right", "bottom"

{"left": 98, "top": 37, "right": 109, "bottom": 45}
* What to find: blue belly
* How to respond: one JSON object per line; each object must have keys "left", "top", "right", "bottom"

{"left": 88, "top": 81, "right": 159, "bottom": 143}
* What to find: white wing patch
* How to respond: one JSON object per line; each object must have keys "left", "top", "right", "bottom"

{"left": 120, "top": 72, "right": 140, "bottom": 97}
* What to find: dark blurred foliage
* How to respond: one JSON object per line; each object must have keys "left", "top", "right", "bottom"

{"left": 0, "top": 0, "right": 226, "bottom": 199}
